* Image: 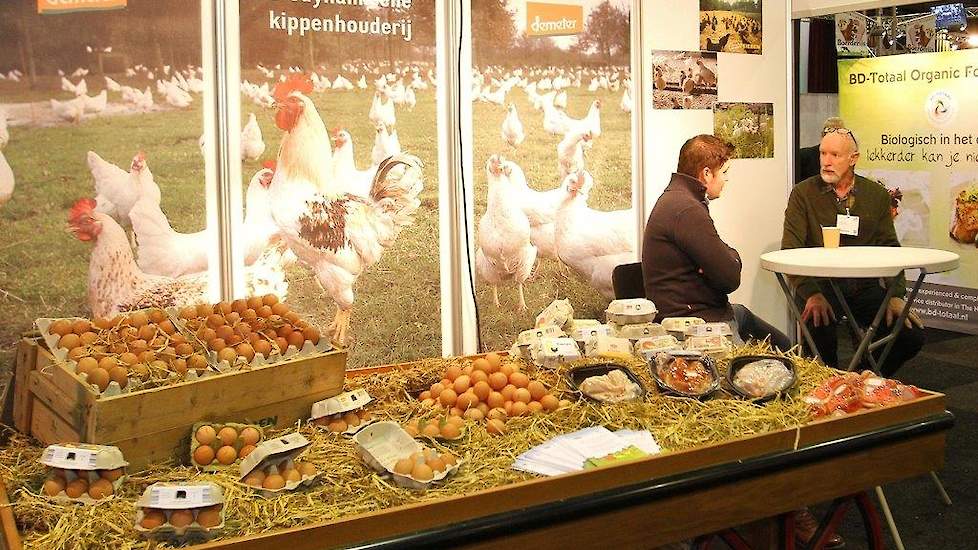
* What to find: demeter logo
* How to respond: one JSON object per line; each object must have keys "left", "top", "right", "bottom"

{"left": 38, "top": 0, "right": 126, "bottom": 15}
{"left": 925, "top": 90, "right": 957, "bottom": 128}
{"left": 526, "top": 2, "right": 583, "bottom": 37}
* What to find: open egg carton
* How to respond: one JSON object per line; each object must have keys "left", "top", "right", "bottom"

{"left": 238, "top": 432, "right": 320, "bottom": 498}
{"left": 36, "top": 310, "right": 211, "bottom": 398}
{"left": 513, "top": 325, "right": 566, "bottom": 362}
{"left": 190, "top": 422, "right": 265, "bottom": 472}
{"left": 135, "top": 483, "right": 225, "bottom": 544}
{"left": 402, "top": 415, "right": 467, "bottom": 442}
{"left": 37, "top": 443, "right": 128, "bottom": 504}
{"left": 605, "top": 299, "right": 657, "bottom": 326}
{"left": 309, "top": 388, "right": 376, "bottom": 435}
{"left": 354, "top": 422, "right": 461, "bottom": 490}
{"left": 170, "top": 296, "right": 332, "bottom": 373}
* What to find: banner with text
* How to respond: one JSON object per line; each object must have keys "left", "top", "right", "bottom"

{"left": 38, "top": 0, "right": 126, "bottom": 14}
{"left": 526, "top": 2, "right": 584, "bottom": 37}
{"left": 835, "top": 12, "right": 872, "bottom": 58}
{"left": 839, "top": 50, "right": 978, "bottom": 333}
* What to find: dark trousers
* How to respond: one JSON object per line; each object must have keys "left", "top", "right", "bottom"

{"left": 732, "top": 304, "right": 792, "bottom": 352}
{"left": 799, "top": 284, "right": 924, "bottom": 377}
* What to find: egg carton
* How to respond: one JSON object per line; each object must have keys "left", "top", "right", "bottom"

{"left": 353, "top": 422, "right": 461, "bottom": 490}
{"left": 686, "top": 322, "right": 733, "bottom": 338}
{"left": 569, "top": 323, "right": 612, "bottom": 349}
{"left": 309, "top": 389, "right": 376, "bottom": 435}
{"left": 38, "top": 444, "right": 128, "bottom": 504}
{"left": 535, "top": 337, "right": 583, "bottom": 369}
{"left": 610, "top": 322, "right": 667, "bottom": 341}
{"left": 660, "top": 317, "right": 705, "bottom": 338}
{"left": 634, "top": 335, "right": 682, "bottom": 361}
{"left": 189, "top": 421, "right": 265, "bottom": 472}
{"left": 684, "top": 334, "right": 733, "bottom": 357}
{"left": 583, "top": 335, "right": 634, "bottom": 359}
{"left": 534, "top": 298, "right": 575, "bottom": 330}
{"left": 514, "top": 326, "right": 566, "bottom": 362}
{"left": 605, "top": 299, "right": 657, "bottom": 326}
{"left": 405, "top": 416, "right": 468, "bottom": 442}
{"left": 167, "top": 307, "right": 333, "bottom": 373}
{"left": 135, "top": 483, "right": 224, "bottom": 542}
{"left": 238, "top": 432, "right": 319, "bottom": 498}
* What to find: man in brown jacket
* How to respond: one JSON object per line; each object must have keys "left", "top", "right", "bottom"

{"left": 642, "top": 134, "right": 789, "bottom": 350}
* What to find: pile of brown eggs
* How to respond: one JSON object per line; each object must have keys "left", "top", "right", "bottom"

{"left": 392, "top": 447, "right": 458, "bottom": 482}
{"left": 310, "top": 408, "right": 373, "bottom": 433}
{"left": 178, "top": 295, "right": 321, "bottom": 366}
{"left": 242, "top": 461, "right": 318, "bottom": 490}
{"left": 191, "top": 424, "right": 262, "bottom": 467}
{"left": 42, "top": 467, "right": 124, "bottom": 500}
{"left": 139, "top": 504, "right": 223, "bottom": 530}
{"left": 48, "top": 309, "right": 208, "bottom": 390}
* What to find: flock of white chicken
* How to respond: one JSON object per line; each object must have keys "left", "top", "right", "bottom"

{"left": 474, "top": 66, "right": 636, "bottom": 310}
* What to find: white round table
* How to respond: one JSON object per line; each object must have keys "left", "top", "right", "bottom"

{"left": 760, "top": 246, "right": 960, "bottom": 372}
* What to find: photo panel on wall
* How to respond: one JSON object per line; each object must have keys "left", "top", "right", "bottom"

{"left": 699, "top": 0, "right": 762, "bottom": 55}
{"left": 651, "top": 50, "right": 717, "bottom": 110}
{"left": 713, "top": 102, "right": 774, "bottom": 159}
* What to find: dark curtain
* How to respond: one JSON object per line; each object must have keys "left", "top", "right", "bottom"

{"left": 807, "top": 18, "right": 839, "bottom": 93}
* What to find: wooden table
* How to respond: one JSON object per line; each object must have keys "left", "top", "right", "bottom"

{"left": 0, "top": 381, "right": 951, "bottom": 550}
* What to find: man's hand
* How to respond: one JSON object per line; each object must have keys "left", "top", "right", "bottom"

{"left": 885, "top": 297, "right": 924, "bottom": 329}
{"left": 802, "top": 293, "right": 836, "bottom": 327}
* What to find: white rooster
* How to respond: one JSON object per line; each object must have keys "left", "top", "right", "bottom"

{"left": 241, "top": 113, "right": 266, "bottom": 161}
{"left": 269, "top": 75, "right": 425, "bottom": 345}
{"left": 501, "top": 103, "right": 525, "bottom": 148}
{"left": 507, "top": 161, "right": 566, "bottom": 261}
{"left": 371, "top": 124, "right": 401, "bottom": 166}
{"left": 566, "top": 100, "right": 601, "bottom": 138}
{"left": 554, "top": 170, "right": 636, "bottom": 298}
{"left": 88, "top": 151, "right": 161, "bottom": 246}
{"left": 68, "top": 198, "right": 288, "bottom": 318}
{"left": 476, "top": 155, "right": 537, "bottom": 311}
{"left": 368, "top": 90, "right": 397, "bottom": 128}
{"left": 131, "top": 164, "right": 282, "bottom": 277}
{"left": 0, "top": 149, "right": 13, "bottom": 207}
{"left": 556, "top": 129, "right": 592, "bottom": 180}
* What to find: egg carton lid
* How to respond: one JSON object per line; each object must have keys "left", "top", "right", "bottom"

{"left": 584, "top": 335, "right": 632, "bottom": 358}
{"left": 536, "top": 337, "right": 582, "bottom": 357}
{"left": 238, "top": 432, "right": 311, "bottom": 481}
{"left": 611, "top": 322, "right": 668, "bottom": 340}
{"left": 566, "top": 319, "right": 601, "bottom": 331}
{"left": 353, "top": 422, "right": 460, "bottom": 490}
{"left": 310, "top": 388, "right": 373, "bottom": 420}
{"left": 570, "top": 324, "right": 611, "bottom": 342}
{"left": 684, "top": 335, "right": 732, "bottom": 352}
{"left": 686, "top": 322, "right": 733, "bottom": 337}
{"left": 534, "top": 299, "right": 575, "bottom": 329}
{"left": 516, "top": 326, "right": 565, "bottom": 346}
{"left": 635, "top": 335, "right": 681, "bottom": 352}
{"left": 136, "top": 482, "right": 224, "bottom": 510}
{"left": 661, "top": 317, "right": 706, "bottom": 332}
{"left": 606, "top": 299, "right": 657, "bottom": 316}
{"left": 41, "top": 444, "right": 128, "bottom": 471}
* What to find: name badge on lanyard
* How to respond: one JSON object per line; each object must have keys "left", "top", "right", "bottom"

{"left": 837, "top": 211, "right": 859, "bottom": 236}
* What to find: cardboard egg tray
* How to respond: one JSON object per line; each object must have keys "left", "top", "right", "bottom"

{"left": 309, "top": 388, "right": 376, "bottom": 435}
{"left": 514, "top": 326, "right": 566, "bottom": 362}
{"left": 134, "top": 483, "right": 224, "bottom": 543}
{"left": 535, "top": 337, "right": 582, "bottom": 369}
{"left": 634, "top": 335, "right": 682, "bottom": 362}
{"left": 354, "top": 422, "right": 461, "bottom": 490}
{"left": 404, "top": 416, "right": 467, "bottom": 442}
{"left": 610, "top": 322, "right": 668, "bottom": 341}
{"left": 189, "top": 421, "right": 265, "bottom": 472}
{"left": 169, "top": 305, "right": 333, "bottom": 373}
{"left": 238, "top": 432, "right": 319, "bottom": 498}
{"left": 36, "top": 312, "right": 212, "bottom": 398}
{"left": 38, "top": 443, "right": 128, "bottom": 505}
{"left": 569, "top": 322, "right": 612, "bottom": 350}
{"left": 583, "top": 335, "right": 633, "bottom": 359}
{"left": 534, "top": 298, "right": 575, "bottom": 330}
{"left": 660, "top": 317, "right": 706, "bottom": 339}
{"left": 605, "top": 299, "right": 657, "bottom": 326}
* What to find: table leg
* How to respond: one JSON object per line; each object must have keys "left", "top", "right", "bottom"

{"left": 828, "top": 280, "right": 880, "bottom": 372}
{"left": 872, "top": 270, "right": 926, "bottom": 371}
{"left": 844, "top": 278, "right": 900, "bottom": 372}
{"left": 875, "top": 486, "right": 905, "bottom": 550}
{"left": 775, "top": 273, "right": 822, "bottom": 363}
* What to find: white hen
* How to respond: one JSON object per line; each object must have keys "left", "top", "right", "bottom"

{"left": 88, "top": 151, "right": 161, "bottom": 245}
{"left": 83, "top": 90, "right": 108, "bottom": 114}
{"left": 566, "top": 100, "right": 602, "bottom": 138}
{"left": 554, "top": 170, "right": 636, "bottom": 298}
{"left": 0, "top": 108, "right": 8, "bottom": 150}
{"left": 476, "top": 155, "right": 537, "bottom": 310}
{"left": 50, "top": 97, "right": 86, "bottom": 123}
{"left": 0, "top": 150, "right": 13, "bottom": 207}
{"left": 501, "top": 103, "right": 525, "bottom": 148}
{"left": 507, "top": 161, "right": 567, "bottom": 261}
{"left": 371, "top": 124, "right": 401, "bottom": 166}
{"left": 330, "top": 129, "right": 376, "bottom": 197}
{"left": 557, "top": 129, "right": 592, "bottom": 180}
{"left": 241, "top": 113, "right": 266, "bottom": 161}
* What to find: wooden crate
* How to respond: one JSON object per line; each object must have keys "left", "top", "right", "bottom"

{"left": 18, "top": 338, "right": 347, "bottom": 470}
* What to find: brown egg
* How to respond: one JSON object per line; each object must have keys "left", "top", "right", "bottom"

{"left": 171, "top": 358, "right": 189, "bottom": 375}
{"left": 173, "top": 343, "right": 193, "bottom": 357}
{"left": 231, "top": 299, "right": 248, "bottom": 313}
{"left": 138, "top": 350, "right": 156, "bottom": 364}
{"left": 217, "top": 426, "right": 238, "bottom": 446}
{"left": 215, "top": 325, "right": 234, "bottom": 341}
{"left": 514, "top": 388, "right": 532, "bottom": 404}
{"left": 262, "top": 294, "right": 279, "bottom": 306}
{"left": 286, "top": 330, "right": 305, "bottom": 348}
{"left": 109, "top": 366, "right": 129, "bottom": 388}
{"left": 297, "top": 462, "right": 317, "bottom": 477}
{"left": 276, "top": 325, "right": 293, "bottom": 339}
{"left": 499, "top": 364, "right": 515, "bottom": 377}
{"left": 131, "top": 364, "right": 150, "bottom": 378}
{"left": 49, "top": 319, "right": 73, "bottom": 336}
{"left": 79, "top": 331, "right": 98, "bottom": 346}
{"left": 239, "top": 444, "right": 256, "bottom": 459}
{"left": 254, "top": 339, "right": 272, "bottom": 357}
{"left": 472, "top": 381, "right": 492, "bottom": 402}
{"left": 170, "top": 334, "right": 186, "bottom": 347}
{"left": 439, "top": 388, "right": 457, "bottom": 408}
{"left": 328, "top": 419, "right": 348, "bottom": 433}
{"left": 257, "top": 305, "right": 273, "bottom": 318}
{"left": 72, "top": 319, "right": 93, "bottom": 335}
{"left": 426, "top": 456, "right": 447, "bottom": 473}
{"left": 240, "top": 427, "right": 261, "bottom": 446}
{"left": 282, "top": 312, "right": 299, "bottom": 324}
{"left": 195, "top": 425, "right": 217, "bottom": 445}
{"left": 169, "top": 509, "right": 195, "bottom": 528}
{"left": 179, "top": 306, "right": 197, "bottom": 320}
{"left": 227, "top": 334, "right": 243, "bottom": 346}
{"left": 244, "top": 472, "right": 265, "bottom": 487}
{"left": 274, "top": 337, "right": 289, "bottom": 352}
{"left": 262, "top": 474, "right": 286, "bottom": 490}
{"left": 126, "top": 312, "right": 148, "bottom": 328}
{"left": 509, "top": 372, "right": 530, "bottom": 389}
{"left": 486, "top": 391, "right": 505, "bottom": 409}
{"left": 393, "top": 458, "right": 414, "bottom": 475}
{"left": 271, "top": 302, "right": 290, "bottom": 316}
{"left": 439, "top": 423, "right": 461, "bottom": 439}
{"left": 198, "top": 327, "right": 217, "bottom": 342}
{"left": 116, "top": 352, "right": 137, "bottom": 367}
{"left": 67, "top": 347, "right": 89, "bottom": 361}
{"left": 209, "top": 338, "right": 227, "bottom": 352}
{"left": 236, "top": 343, "right": 255, "bottom": 362}
{"left": 225, "top": 311, "right": 241, "bottom": 325}
{"left": 242, "top": 308, "right": 258, "bottom": 321}
{"left": 216, "top": 446, "right": 237, "bottom": 465}
{"left": 193, "top": 445, "right": 215, "bottom": 466}
{"left": 188, "top": 354, "right": 208, "bottom": 371}
{"left": 140, "top": 509, "right": 166, "bottom": 529}
{"left": 135, "top": 325, "right": 155, "bottom": 342}
{"left": 283, "top": 468, "right": 302, "bottom": 483}
{"left": 540, "top": 394, "right": 559, "bottom": 411}
{"left": 455, "top": 391, "right": 476, "bottom": 411}
{"left": 218, "top": 347, "right": 237, "bottom": 364}
{"left": 129, "top": 339, "right": 148, "bottom": 354}
{"left": 207, "top": 314, "right": 225, "bottom": 328}
{"left": 216, "top": 301, "right": 232, "bottom": 315}
{"left": 528, "top": 381, "right": 547, "bottom": 401}
{"left": 422, "top": 423, "right": 441, "bottom": 438}
{"left": 342, "top": 411, "right": 360, "bottom": 428}
{"left": 76, "top": 357, "right": 98, "bottom": 376}
{"left": 195, "top": 303, "right": 213, "bottom": 317}
{"left": 411, "top": 463, "right": 434, "bottom": 482}
{"left": 302, "top": 327, "right": 320, "bottom": 345}
{"left": 59, "top": 333, "right": 81, "bottom": 350}
{"left": 88, "top": 478, "right": 114, "bottom": 500}
{"left": 486, "top": 418, "right": 507, "bottom": 435}
{"left": 88, "top": 368, "right": 110, "bottom": 392}
{"left": 527, "top": 401, "right": 544, "bottom": 414}
{"left": 487, "top": 407, "right": 507, "bottom": 422}
{"left": 42, "top": 478, "right": 66, "bottom": 496}
{"left": 100, "top": 468, "right": 125, "bottom": 482}
{"left": 146, "top": 308, "right": 165, "bottom": 323}
{"left": 65, "top": 478, "right": 89, "bottom": 498}
{"left": 472, "top": 358, "right": 491, "bottom": 373}
{"left": 196, "top": 508, "right": 222, "bottom": 528}
{"left": 246, "top": 296, "right": 263, "bottom": 310}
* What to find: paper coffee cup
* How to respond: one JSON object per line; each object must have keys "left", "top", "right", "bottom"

{"left": 822, "top": 226, "right": 841, "bottom": 248}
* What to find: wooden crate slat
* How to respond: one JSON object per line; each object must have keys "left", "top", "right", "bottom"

{"left": 29, "top": 398, "right": 81, "bottom": 445}
{"left": 12, "top": 339, "right": 38, "bottom": 434}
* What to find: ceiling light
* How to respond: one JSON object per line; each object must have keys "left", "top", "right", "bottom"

{"left": 969, "top": 34, "right": 978, "bottom": 47}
